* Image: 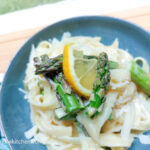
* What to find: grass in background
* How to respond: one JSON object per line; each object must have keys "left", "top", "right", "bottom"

{"left": 0, "top": 0, "right": 62, "bottom": 14}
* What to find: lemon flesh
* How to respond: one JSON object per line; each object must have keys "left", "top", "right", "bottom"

{"left": 63, "top": 44, "right": 97, "bottom": 97}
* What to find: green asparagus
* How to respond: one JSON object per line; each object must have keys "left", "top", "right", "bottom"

{"left": 54, "top": 73, "right": 84, "bottom": 113}
{"left": 130, "top": 61, "right": 150, "bottom": 95}
{"left": 34, "top": 54, "right": 63, "bottom": 75}
{"left": 86, "top": 52, "right": 111, "bottom": 118}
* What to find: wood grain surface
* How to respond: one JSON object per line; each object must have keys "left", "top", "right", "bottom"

{"left": 0, "top": 6, "right": 150, "bottom": 73}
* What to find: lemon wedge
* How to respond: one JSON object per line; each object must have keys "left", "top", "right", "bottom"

{"left": 63, "top": 44, "right": 97, "bottom": 97}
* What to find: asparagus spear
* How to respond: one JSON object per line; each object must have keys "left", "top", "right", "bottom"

{"left": 44, "top": 74, "right": 83, "bottom": 120}
{"left": 54, "top": 73, "right": 84, "bottom": 113}
{"left": 34, "top": 54, "right": 118, "bottom": 75}
{"left": 86, "top": 52, "right": 110, "bottom": 118}
{"left": 130, "top": 61, "right": 150, "bottom": 95}
{"left": 34, "top": 54, "right": 63, "bottom": 75}
{"left": 43, "top": 73, "right": 84, "bottom": 120}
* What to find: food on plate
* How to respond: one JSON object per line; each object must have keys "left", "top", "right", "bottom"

{"left": 24, "top": 33, "right": 150, "bottom": 150}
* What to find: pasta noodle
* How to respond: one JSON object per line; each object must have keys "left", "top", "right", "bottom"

{"left": 24, "top": 33, "right": 150, "bottom": 150}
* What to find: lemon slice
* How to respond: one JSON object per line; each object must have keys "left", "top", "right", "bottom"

{"left": 63, "top": 44, "right": 97, "bottom": 97}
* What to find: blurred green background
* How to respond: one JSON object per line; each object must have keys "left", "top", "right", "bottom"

{"left": 0, "top": 0, "right": 62, "bottom": 15}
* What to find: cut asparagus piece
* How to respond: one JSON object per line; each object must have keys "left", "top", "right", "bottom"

{"left": 86, "top": 52, "right": 111, "bottom": 118}
{"left": 34, "top": 54, "right": 63, "bottom": 75}
{"left": 130, "top": 61, "right": 150, "bottom": 95}
{"left": 34, "top": 54, "right": 118, "bottom": 75}
{"left": 55, "top": 107, "right": 76, "bottom": 120}
{"left": 44, "top": 74, "right": 84, "bottom": 118}
{"left": 54, "top": 73, "right": 84, "bottom": 113}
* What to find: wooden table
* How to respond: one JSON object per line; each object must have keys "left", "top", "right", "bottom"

{"left": 0, "top": 6, "right": 150, "bottom": 73}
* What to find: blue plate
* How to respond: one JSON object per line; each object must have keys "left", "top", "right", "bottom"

{"left": 0, "top": 16, "right": 150, "bottom": 150}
